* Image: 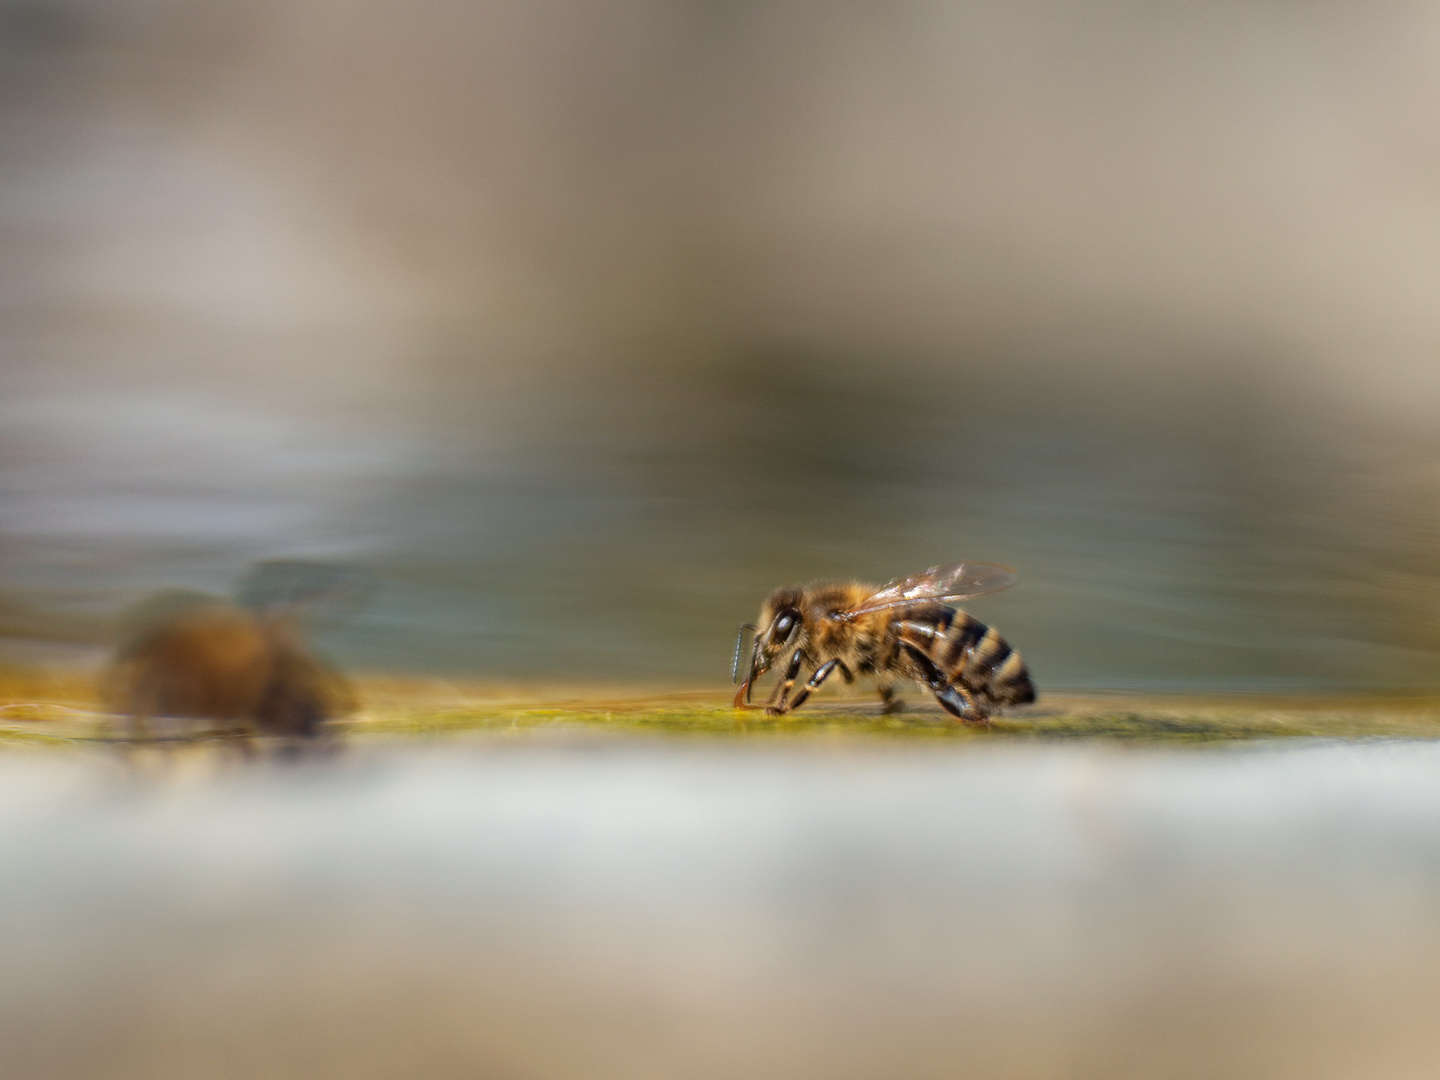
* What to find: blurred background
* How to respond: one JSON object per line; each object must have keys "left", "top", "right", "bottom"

{"left": 12, "top": 10, "right": 1440, "bottom": 1079}
{"left": 13, "top": 741, "right": 1440, "bottom": 1080}
{"left": 4, "top": 0, "right": 1440, "bottom": 688}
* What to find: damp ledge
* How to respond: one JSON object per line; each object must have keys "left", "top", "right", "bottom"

{"left": 6, "top": 670, "right": 1440, "bottom": 747}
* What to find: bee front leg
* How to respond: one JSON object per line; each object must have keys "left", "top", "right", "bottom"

{"left": 764, "top": 648, "right": 807, "bottom": 716}
{"left": 786, "top": 659, "right": 850, "bottom": 713}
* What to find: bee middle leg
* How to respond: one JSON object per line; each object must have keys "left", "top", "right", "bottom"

{"left": 878, "top": 685, "right": 905, "bottom": 714}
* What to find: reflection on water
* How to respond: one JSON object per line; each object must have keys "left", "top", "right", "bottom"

{"left": 2, "top": 0, "right": 1440, "bottom": 690}
{"left": 353, "top": 359, "right": 1440, "bottom": 688}
{"left": 5, "top": 740, "right": 1440, "bottom": 1080}
{"left": 11, "top": 357, "right": 1440, "bottom": 691}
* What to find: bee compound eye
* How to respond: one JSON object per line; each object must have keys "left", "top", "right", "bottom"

{"left": 774, "top": 613, "right": 795, "bottom": 638}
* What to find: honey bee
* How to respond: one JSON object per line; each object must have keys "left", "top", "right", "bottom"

{"left": 732, "top": 562, "right": 1035, "bottom": 723}
{"left": 110, "top": 599, "right": 352, "bottom": 747}
{"left": 109, "top": 562, "right": 364, "bottom": 748}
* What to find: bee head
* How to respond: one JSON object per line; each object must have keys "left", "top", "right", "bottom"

{"left": 732, "top": 587, "right": 804, "bottom": 706}
{"left": 759, "top": 585, "right": 804, "bottom": 645}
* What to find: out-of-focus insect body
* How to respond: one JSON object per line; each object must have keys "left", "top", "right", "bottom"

{"left": 109, "top": 573, "right": 359, "bottom": 749}
{"left": 112, "top": 603, "right": 352, "bottom": 747}
{"left": 732, "top": 563, "right": 1035, "bottom": 724}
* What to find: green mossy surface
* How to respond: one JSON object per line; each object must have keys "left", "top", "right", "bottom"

{"left": 5, "top": 671, "right": 1440, "bottom": 748}
{"left": 342, "top": 692, "right": 1440, "bottom": 743}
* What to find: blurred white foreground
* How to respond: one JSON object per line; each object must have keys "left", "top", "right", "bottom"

{"left": 4, "top": 739, "right": 1440, "bottom": 1080}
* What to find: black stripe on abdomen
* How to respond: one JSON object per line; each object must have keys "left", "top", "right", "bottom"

{"left": 988, "top": 650, "right": 1036, "bottom": 704}
{"left": 941, "top": 614, "right": 987, "bottom": 669}
{"left": 967, "top": 627, "right": 1010, "bottom": 672}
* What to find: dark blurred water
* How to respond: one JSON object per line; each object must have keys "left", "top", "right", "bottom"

{"left": 3, "top": 0, "right": 1440, "bottom": 688}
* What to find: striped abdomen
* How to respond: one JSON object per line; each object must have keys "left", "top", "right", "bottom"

{"left": 895, "top": 604, "right": 1036, "bottom": 707}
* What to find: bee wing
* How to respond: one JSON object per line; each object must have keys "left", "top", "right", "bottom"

{"left": 842, "top": 561, "right": 1018, "bottom": 617}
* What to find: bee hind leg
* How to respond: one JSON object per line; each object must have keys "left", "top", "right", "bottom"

{"left": 900, "top": 642, "right": 990, "bottom": 726}
{"left": 934, "top": 684, "right": 989, "bottom": 726}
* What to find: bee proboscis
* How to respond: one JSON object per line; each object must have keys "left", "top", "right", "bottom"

{"left": 732, "top": 561, "right": 1035, "bottom": 723}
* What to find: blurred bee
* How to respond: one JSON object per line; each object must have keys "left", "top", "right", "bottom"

{"left": 108, "top": 561, "right": 365, "bottom": 748}
{"left": 732, "top": 562, "right": 1035, "bottom": 723}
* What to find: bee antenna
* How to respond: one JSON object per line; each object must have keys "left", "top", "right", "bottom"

{"left": 731, "top": 623, "right": 757, "bottom": 684}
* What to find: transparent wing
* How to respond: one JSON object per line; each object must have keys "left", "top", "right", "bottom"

{"left": 842, "top": 561, "right": 1018, "bottom": 618}
{"left": 235, "top": 560, "right": 373, "bottom": 622}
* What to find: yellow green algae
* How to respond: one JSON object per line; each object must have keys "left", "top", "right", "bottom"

{"left": 8, "top": 666, "right": 1440, "bottom": 748}
{"left": 342, "top": 684, "right": 1440, "bottom": 742}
